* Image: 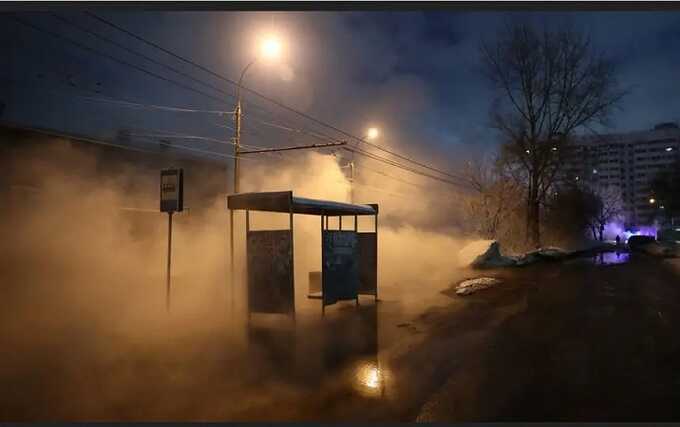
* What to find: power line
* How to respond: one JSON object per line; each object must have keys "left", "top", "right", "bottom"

{"left": 249, "top": 113, "right": 473, "bottom": 189}
{"left": 14, "top": 12, "right": 472, "bottom": 190}
{"left": 10, "top": 16, "right": 330, "bottom": 158}
{"left": 345, "top": 145, "right": 473, "bottom": 189}
{"left": 75, "top": 11, "right": 273, "bottom": 117}
{"left": 49, "top": 12, "right": 244, "bottom": 108}
{"left": 131, "top": 131, "right": 271, "bottom": 152}
{"left": 240, "top": 141, "right": 347, "bottom": 155}
{"left": 355, "top": 165, "right": 433, "bottom": 191}
{"left": 133, "top": 136, "right": 263, "bottom": 162}
{"left": 8, "top": 15, "right": 232, "bottom": 110}
{"left": 75, "top": 94, "right": 234, "bottom": 114}
{"left": 84, "top": 11, "right": 468, "bottom": 183}
{"left": 3, "top": 77, "right": 234, "bottom": 116}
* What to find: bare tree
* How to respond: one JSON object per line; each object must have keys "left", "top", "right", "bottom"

{"left": 464, "top": 153, "right": 523, "bottom": 240}
{"left": 481, "top": 22, "right": 628, "bottom": 247}
{"left": 587, "top": 186, "right": 624, "bottom": 241}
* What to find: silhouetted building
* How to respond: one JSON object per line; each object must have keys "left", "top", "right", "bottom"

{"left": 565, "top": 122, "right": 680, "bottom": 227}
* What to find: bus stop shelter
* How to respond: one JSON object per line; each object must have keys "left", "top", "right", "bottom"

{"left": 227, "top": 191, "right": 379, "bottom": 317}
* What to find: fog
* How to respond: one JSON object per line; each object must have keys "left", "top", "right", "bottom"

{"left": 0, "top": 132, "right": 479, "bottom": 420}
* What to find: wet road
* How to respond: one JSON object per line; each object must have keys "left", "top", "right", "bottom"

{"left": 416, "top": 253, "right": 680, "bottom": 421}
{"left": 3, "top": 252, "right": 680, "bottom": 421}
{"left": 213, "top": 251, "right": 680, "bottom": 422}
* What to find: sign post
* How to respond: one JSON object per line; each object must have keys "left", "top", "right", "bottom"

{"left": 166, "top": 212, "right": 173, "bottom": 310}
{"left": 160, "top": 168, "right": 184, "bottom": 311}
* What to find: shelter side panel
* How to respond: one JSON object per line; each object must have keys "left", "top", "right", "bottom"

{"left": 322, "top": 231, "right": 359, "bottom": 306}
{"left": 357, "top": 233, "right": 377, "bottom": 295}
{"left": 247, "top": 230, "right": 294, "bottom": 314}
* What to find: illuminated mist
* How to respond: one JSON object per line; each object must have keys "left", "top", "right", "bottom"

{"left": 0, "top": 131, "right": 479, "bottom": 420}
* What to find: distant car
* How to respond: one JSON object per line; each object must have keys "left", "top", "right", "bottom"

{"left": 627, "top": 235, "right": 656, "bottom": 251}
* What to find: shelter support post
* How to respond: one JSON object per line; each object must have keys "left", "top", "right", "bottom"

{"left": 375, "top": 212, "right": 378, "bottom": 302}
{"left": 321, "top": 214, "right": 325, "bottom": 316}
{"left": 290, "top": 197, "right": 296, "bottom": 322}
{"left": 229, "top": 209, "right": 234, "bottom": 319}
{"left": 245, "top": 209, "right": 250, "bottom": 326}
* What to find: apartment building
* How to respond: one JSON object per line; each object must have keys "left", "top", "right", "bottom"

{"left": 564, "top": 122, "right": 680, "bottom": 228}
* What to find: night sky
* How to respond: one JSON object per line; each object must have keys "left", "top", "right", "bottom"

{"left": 3, "top": 9, "right": 680, "bottom": 167}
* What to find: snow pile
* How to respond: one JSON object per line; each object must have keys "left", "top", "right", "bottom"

{"left": 455, "top": 277, "right": 503, "bottom": 296}
{"left": 458, "top": 240, "right": 570, "bottom": 269}
{"left": 515, "top": 246, "right": 569, "bottom": 266}
{"left": 458, "top": 240, "right": 517, "bottom": 269}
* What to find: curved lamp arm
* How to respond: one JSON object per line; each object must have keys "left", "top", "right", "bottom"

{"left": 236, "top": 59, "right": 257, "bottom": 104}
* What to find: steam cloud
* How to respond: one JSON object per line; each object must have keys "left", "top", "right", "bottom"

{"left": 1, "top": 132, "right": 478, "bottom": 420}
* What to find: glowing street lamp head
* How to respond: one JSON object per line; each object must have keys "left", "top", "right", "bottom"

{"left": 260, "top": 36, "right": 282, "bottom": 61}
{"left": 649, "top": 198, "right": 656, "bottom": 204}
{"left": 366, "top": 127, "right": 380, "bottom": 140}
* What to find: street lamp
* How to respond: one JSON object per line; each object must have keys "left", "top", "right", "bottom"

{"left": 233, "top": 34, "right": 284, "bottom": 194}
{"left": 649, "top": 198, "right": 656, "bottom": 204}
{"left": 366, "top": 127, "right": 380, "bottom": 141}
{"left": 230, "top": 33, "right": 284, "bottom": 316}
{"left": 346, "top": 127, "right": 380, "bottom": 204}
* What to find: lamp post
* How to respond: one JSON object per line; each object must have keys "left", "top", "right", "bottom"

{"left": 347, "top": 127, "right": 379, "bottom": 204}
{"left": 349, "top": 127, "right": 380, "bottom": 203}
{"left": 233, "top": 60, "right": 256, "bottom": 195}
{"left": 229, "top": 35, "right": 282, "bottom": 317}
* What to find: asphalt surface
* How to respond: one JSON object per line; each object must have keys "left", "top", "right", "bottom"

{"left": 3, "top": 251, "right": 680, "bottom": 421}
{"left": 415, "top": 253, "right": 680, "bottom": 421}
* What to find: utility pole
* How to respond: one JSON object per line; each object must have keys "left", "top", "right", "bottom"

{"left": 349, "top": 160, "right": 355, "bottom": 203}
{"left": 229, "top": 60, "right": 253, "bottom": 319}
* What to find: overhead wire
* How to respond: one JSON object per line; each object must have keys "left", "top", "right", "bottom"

{"left": 48, "top": 12, "right": 244, "bottom": 108}
{"left": 7, "top": 14, "right": 232, "bottom": 110}
{"left": 84, "top": 11, "right": 469, "bottom": 185}
{"left": 12, "top": 12, "right": 471, "bottom": 190}
{"left": 2, "top": 77, "right": 235, "bottom": 117}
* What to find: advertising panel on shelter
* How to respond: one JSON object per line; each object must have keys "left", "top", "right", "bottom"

{"left": 357, "top": 232, "right": 377, "bottom": 296}
{"left": 322, "top": 230, "right": 359, "bottom": 306}
{"left": 247, "top": 230, "right": 294, "bottom": 314}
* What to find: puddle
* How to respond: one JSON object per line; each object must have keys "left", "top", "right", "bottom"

{"left": 569, "top": 251, "right": 630, "bottom": 266}
{"left": 593, "top": 251, "right": 630, "bottom": 265}
{"left": 351, "top": 359, "right": 389, "bottom": 398}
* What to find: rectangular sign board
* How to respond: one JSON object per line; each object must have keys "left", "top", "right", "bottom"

{"left": 322, "top": 230, "right": 359, "bottom": 306}
{"left": 358, "top": 233, "right": 377, "bottom": 295}
{"left": 160, "top": 168, "right": 184, "bottom": 213}
{"left": 247, "top": 230, "right": 294, "bottom": 314}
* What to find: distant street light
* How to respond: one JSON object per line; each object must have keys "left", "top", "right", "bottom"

{"left": 649, "top": 198, "right": 656, "bottom": 204}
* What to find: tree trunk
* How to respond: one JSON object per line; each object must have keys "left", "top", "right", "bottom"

{"left": 599, "top": 225, "right": 604, "bottom": 241}
{"left": 529, "top": 200, "right": 540, "bottom": 248}
{"left": 591, "top": 226, "right": 597, "bottom": 240}
{"left": 526, "top": 172, "right": 541, "bottom": 248}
